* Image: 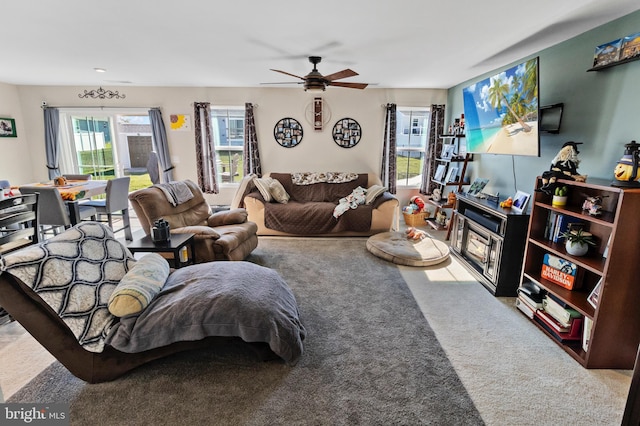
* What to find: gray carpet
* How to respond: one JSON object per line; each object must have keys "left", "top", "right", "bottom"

{"left": 9, "top": 238, "right": 483, "bottom": 425}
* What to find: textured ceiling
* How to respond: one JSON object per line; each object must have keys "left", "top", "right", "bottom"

{"left": 1, "top": 0, "right": 638, "bottom": 89}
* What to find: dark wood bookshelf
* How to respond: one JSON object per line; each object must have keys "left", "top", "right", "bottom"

{"left": 519, "top": 177, "right": 640, "bottom": 369}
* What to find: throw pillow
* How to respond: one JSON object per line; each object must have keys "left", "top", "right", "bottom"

{"left": 108, "top": 253, "right": 170, "bottom": 317}
{"left": 254, "top": 177, "right": 274, "bottom": 202}
{"left": 269, "top": 179, "right": 290, "bottom": 204}
{"left": 365, "top": 185, "right": 387, "bottom": 204}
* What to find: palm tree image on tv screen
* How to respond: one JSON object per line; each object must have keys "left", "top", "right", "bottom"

{"left": 462, "top": 57, "right": 539, "bottom": 157}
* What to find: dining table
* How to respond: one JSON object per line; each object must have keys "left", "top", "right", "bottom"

{"left": 19, "top": 180, "right": 108, "bottom": 225}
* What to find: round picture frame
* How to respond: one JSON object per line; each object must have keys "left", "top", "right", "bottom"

{"left": 273, "top": 117, "right": 303, "bottom": 148}
{"left": 332, "top": 118, "right": 361, "bottom": 148}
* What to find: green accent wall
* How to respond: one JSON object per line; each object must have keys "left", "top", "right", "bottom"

{"left": 447, "top": 10, "right": 640, "bottom": 199}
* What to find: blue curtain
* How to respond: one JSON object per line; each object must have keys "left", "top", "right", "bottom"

{"left": 148, "top": 108, "right": 174, "bottom": 182}
{"left": 43, "top": 107, "right": 60, "bottom": 179}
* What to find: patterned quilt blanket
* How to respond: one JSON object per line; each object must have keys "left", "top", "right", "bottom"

{"left": 0, "top": 222, "right": 135, "bottom": 352}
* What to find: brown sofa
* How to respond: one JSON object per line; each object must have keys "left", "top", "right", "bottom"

{"left": 244, "top": 173, "right": 398, "bottom": 237}
{"left": 129, "top": 180, "right": 258, "bottom": 261}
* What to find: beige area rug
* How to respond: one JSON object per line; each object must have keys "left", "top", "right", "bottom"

{"left": 399, "top": 261, "right": 632, "bottom": 426}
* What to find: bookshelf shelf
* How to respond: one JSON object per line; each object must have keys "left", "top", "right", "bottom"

{"left": 427, "top": 133, "right": 472, "bottom": 234}
{"left": 519, "top": 177, "right": 640, "bottom": 369}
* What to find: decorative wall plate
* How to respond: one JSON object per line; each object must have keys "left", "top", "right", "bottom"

{"left": 332, "top": 118, "right": 361, "bottom": 148}
{"left": 274, "top": 117, "right": 303, "bottom": 148}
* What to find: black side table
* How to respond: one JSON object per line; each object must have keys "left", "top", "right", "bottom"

{"left": 127, "top": 233, "right": 196, "bottom": 268}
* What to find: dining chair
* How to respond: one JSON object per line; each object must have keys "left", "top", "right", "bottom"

{"left": 0, "top": 192, "right": 39, "bottom": 325}
{"left": 81, "top": 177, "right": 133, "bottom": 240}
{"left": 0, "top": 193, "right": 39, "bottom": 255}
{"left": 63, "top": 174, "right": 92, "bottom": 181}
{"left": 19, "top": 187, "right": 97, "bottom": 239}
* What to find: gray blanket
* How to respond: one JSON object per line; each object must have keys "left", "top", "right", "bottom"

{"left": 153, "top": 181, "right": 194, "bottom": 206}
{"left": 105, "top": 262, "right": 306, "bottom": 364}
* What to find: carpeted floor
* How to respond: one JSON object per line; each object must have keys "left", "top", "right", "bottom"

{"left": 8, "top": 238, "right": 484, "bottom": 425}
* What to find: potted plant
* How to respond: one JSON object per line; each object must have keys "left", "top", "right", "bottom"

{"left": 552, "top": 185, "right": 569, "bottom": 207}
{"left": 561, "top": 228, "right": 596, "bottom": 256}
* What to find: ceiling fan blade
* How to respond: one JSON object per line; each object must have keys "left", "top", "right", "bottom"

{"left": 260, "top": 82, "right": 304, "bottom": 85}
{"left": 322, "top": 69, "right": 359, "bottom": 81}
{"left": 329, "top": 81, "right": 368, "bottom": 90}
{"left": 270, "top": 69, "right": 305, "bottom": 80}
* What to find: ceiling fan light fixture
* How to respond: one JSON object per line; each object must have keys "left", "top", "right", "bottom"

{"left": 304, "top": 80, "right": 326, "bottom": 92}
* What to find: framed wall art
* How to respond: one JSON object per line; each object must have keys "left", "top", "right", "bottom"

{"left": 0, "top": 118, "right": 17, "bottom": 137}
{"left": 274, "top": 117, "right": 303, "bottom": 148}
{"left": 332, "top": 118, "right": 361, "bottom": 148}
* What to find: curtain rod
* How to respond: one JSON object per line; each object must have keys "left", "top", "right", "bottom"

{"left": 41, "top": 105, "right": 160, "bottom": 110}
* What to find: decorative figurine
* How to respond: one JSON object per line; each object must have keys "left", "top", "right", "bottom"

{"left": 539, "top": 141, "right": 587, "bottom": 194}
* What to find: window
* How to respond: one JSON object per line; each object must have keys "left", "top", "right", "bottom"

{"left": 58, "top": 109, "right": 153, "bottom": 192}
{"left": 211, "top": 107, "right": 245, "bottom": 184}
{"left": 396, "top": 107, "right": 430, "bottom": 186}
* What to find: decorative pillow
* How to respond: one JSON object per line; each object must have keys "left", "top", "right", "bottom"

{"left": 108, "top": 253, "right": 170, "bottom": 317}
{"left": 0, "top": 222, "right": 136, "bottom": 352}
{"left": 254, "top": 177, "right": 274, "bottom": 202}
{"left": 269, "top": 179, "right": 290, "bottom": 204}
{"left": 366, "top": 185, "right": 388, "bottom": 204}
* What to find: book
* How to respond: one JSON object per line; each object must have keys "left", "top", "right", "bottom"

{"left": 583, "top": 317, "right": 593, "bottom": 351}
{"left": 541, "top": 253, "right": 581, "bottom": 290}
{"left": 542, "top": 296, "right": 582, "bottom": 326}
{"left": 518, "top": 291, "right": 543, "bottom": 310}
{"left": 535, "top": 309, "right": 572, "bottom": 333}
{"left": 518, "top": 281, "right": 545, "bottom": 302}
{"left": 516, "top": 297, "right": 536, "bottom": 319}
{"left": 535, "top": 315, "right": 584, "bottom": 343}
{"left": 544, "top": 211, "right": 557, "bottom": 240}
{"left": 553, "top": 215, "right": 585, "bottom": 243}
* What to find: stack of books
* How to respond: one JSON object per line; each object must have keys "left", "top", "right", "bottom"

{"left": 534, "top": 293, "right": 583, "bottom": 342}
{"left": 516, "top": 281, "right": 545, "bottom": 319}
{"left": 544, "top": 212, "right": 585, "bottom": 243}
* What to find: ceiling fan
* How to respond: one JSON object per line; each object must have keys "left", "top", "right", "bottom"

{"left": 265, "top": 56, "right": 369, "bottom": 91}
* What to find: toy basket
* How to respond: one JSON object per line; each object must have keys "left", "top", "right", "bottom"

{"left": 403, "top": 211, "right": 429, "bottom": 227}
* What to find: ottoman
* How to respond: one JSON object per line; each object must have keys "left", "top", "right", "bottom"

{"left": 366, "top": 231, "right": 450, "bottom": 267}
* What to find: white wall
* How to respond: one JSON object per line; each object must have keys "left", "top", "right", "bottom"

{"left": 0, "top": 82, "right": 34, "bottom": 185}
{"left": 12, "top": 85, "right": 446, "bottom": 205}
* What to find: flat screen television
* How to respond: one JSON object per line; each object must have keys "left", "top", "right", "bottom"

{"left": 462, "top": 57, "right": 540, "bottom": 156}
{"left": 539, "top": 103, "right": 564, "bottom": 134}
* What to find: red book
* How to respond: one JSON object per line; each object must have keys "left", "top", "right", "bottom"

{"left": 535, "top": 311, "right": 583, "bottom": 342}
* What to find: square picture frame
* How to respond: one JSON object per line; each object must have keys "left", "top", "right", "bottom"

{"left": 434, "top": 164, "right": 446, "bottom": 182}
{"left": 440, "top": 144, "right": 455, "bottom": 160}
{"left": 0, "top": 118, "right": 17, "bottom": 137}
{"left": 467, "top": 178, "right": 489, "bottom": 196}
{"left": 511, "top": 190, "right": 531, "bottom": 213}
{"left": 445, "top": 166, "right": 458, "bottom": 183}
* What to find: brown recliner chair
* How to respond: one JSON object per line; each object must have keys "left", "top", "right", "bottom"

{"left": 128, "top": 180, "right": 258, "bottom": 262}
